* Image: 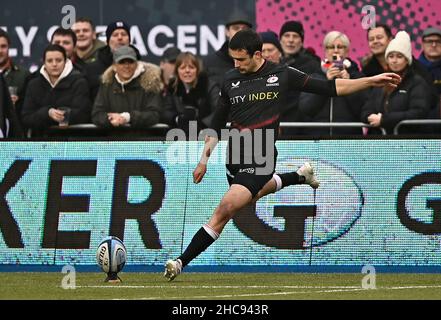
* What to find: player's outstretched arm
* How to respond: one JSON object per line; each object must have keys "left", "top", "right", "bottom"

{"left": 193, "top": 135, "right": 219, "bottom": 184}
{"left": 335, "top": 73, "right": 401, "bottom": 96}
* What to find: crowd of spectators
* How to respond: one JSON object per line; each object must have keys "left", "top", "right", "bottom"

{"left": 0, "top": 13, "right": 440, "bottom": 139}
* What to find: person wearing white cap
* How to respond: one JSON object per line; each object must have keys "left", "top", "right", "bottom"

{"left": 361, "top": 31, "right": 432, "bottom": 134}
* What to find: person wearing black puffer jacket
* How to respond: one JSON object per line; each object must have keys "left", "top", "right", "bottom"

{"left": 361, "top": 31, "right": 431, "bottom": 135}
{"left": 298, "top": 31, "right": 368, "bottom": 136}
{"left": 21, "top": 44, "right": 91, "bottom": 137}
{"left": 162, "top": 52, "right": 219, "bottom": 135}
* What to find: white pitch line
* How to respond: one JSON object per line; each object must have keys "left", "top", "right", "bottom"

{"left": 380, "top": 285, "right": 441, "bottom": 290}
{"left": 76, "top": 285, "right": 361, "bottom": 289}
{"left": 77, "top": 284, "right": 441, "bottom": 290}
{"left": 178, "top": 285, "right": 441, "bottom": 300}
{"left": 75, "top": 284, "right": 441, "bottom": 300}
{"left": 123, "top": 288, "right": 370, "bottom": 300}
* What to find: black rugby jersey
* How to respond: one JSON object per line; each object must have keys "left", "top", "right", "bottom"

{"left": 211, "top": 60, "right": 338, "bottom": 135}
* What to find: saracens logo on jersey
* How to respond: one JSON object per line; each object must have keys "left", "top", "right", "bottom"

{"left": 266, "top": 75, "right": 279, "bottom": 87}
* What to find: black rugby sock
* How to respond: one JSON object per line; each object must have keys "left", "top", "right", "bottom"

{"left": 278, "top": 172, "right": 305, "bottom": 188}
{"left": 178, "top": 227, "right": 218, "bottom": 267}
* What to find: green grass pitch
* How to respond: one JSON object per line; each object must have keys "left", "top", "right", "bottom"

{"left": 2, "top": 272, "right": 441, "bottom": 300}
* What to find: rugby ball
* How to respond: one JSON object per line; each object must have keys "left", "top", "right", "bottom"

{"left": 96, "top": 236, "right": 127, "bottom": 274}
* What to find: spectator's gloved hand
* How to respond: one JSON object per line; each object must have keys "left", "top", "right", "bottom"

{"left": 183, "top": 106, "right": 198, "bottom": 120}
{"left": 176, "top": 106, "right": 198, "bottom": 128}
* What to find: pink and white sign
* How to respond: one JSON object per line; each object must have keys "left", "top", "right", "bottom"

{"left": 256, "top": 0, "right": 441, "bottom": 68}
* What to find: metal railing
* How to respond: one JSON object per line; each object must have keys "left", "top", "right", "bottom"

{"left": 27, "top": 123, "right": 171, "bottom": 138}
{"left": 279, "top": 122, "right": 387, "bottom": 135}
{"left": 49, "top": 123, "right": 170, "bottom": 130}
{"left": 393, "top": 119, "right": 441, "bottom": 135}
{"left": 226, "top": 122, "right": 386, "bottom": 135}
{"left": 29, "top": 120, "right": 441, "bottom": 137}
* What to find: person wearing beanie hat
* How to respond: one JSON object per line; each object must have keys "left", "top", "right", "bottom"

{"left": 362, "top": 30, "right": 432, "bottom": 134}
{"left": 106, "top": 21, "right": 130, "bottom": 45}
{"left": 106, "top": 21, "right": 131, "bottom": 52}
{"left": 259, "top": 31, "right": 283, "bottom": 63}
{"left": 278, "top": 20, "right": 320, "bottom": 76}
{"left": 385, "top": 31, "right": 413, "bottom": 66}
{"left": 84, "top": 21, "right": 137, "bottom": 101}
{"left": 279, "top": 20, "right": 305, "bottom": 57}
{"left": 277, "top": 21, "right": 321, "bottom": 133}
{"left": 280, "top": 21, "right": 304, "bottom": 42}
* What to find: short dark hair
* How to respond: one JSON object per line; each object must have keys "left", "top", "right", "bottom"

{"left": 43, "top": 44, "right": 67, "bottom": 61}
{"left": 74, "top": 17, "right": 95, "bottom": 30}
{"left": 229, "top": 29, "right": 262, "bottom": 57}
{"left": 51, "top": 27, "right": 77, "bottom": 46}
{"left": 367, "top": 24, "right": 393, "bottom": 39}
{"left": 0, "top": 29, "right": 11, "bottom": 46}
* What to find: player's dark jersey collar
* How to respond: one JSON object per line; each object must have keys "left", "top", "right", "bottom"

{"left": 225, "top": 59, "right": 280, "bottom": 80}
{"left": 255, "top": 59, "right": 268, "bottom": 73}
{"left": 243, "top": 59, "right": 273, "bottom": 76}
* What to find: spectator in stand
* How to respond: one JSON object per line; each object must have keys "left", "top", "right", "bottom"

{"left": 298, "top": 31, "right": 367, "bottom": 136}
{"left": 279, "top": 20, "right": 321, "bottom": 74}
{"left": 272, "top": 21, "right": 316, "bottom": 136}
{"left": 51, "top": 27, "right": 84, "bottom": 72}
{"left": 91, "top": 45, "right": 162, "bottom": 136}
{"left": 162, "top": 52, "right": 219, "bottom": 135}
{"left": 160, "top": 46, "right": 181, "bottom": 96}
{"left": 361, "top": 31, "right": 431, "bottom": 135}
{"left": 204, "top": 10, "right": 252, "bottom": 88}
{"left": 413, "top": 27, "right": 441, "bottom": 135}
{"left": 0, "top": 29, "right": 30, "bottom": 124}
{"left": 361, "top": 24, "right": 393, "bottom": 76}
{"left": 85, "top": 21, "right": 140, "bottom": 101}
{"left": 21, "top": 44, "right": 91, "bottom": 137}
{"left": 71, "top": 18, "right": 106, "bottom": 68}
{"left": 277, "top": 21, "right": 321, "bottom": 137}
{"left": 419, "top": 27, "right": 441, "bottom": 94}
{"left": 259, "top": 31, "right": 283, "bottom": 64}
{"left": 0, "top": 73, "right": 23, "bottom": 138}
{"left": 362, "top": 24, "right": 434, "bottom": 88}
{"left": 418, "top": 27, "right": 441, "bottom": 120}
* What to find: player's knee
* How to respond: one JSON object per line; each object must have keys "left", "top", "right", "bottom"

{"left": 218, "top": 200, "right": 237, "bottom": 217}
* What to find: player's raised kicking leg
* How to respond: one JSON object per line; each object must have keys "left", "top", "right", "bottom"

{"left": 164, "top": 162, "right": 319, "bottom": 281}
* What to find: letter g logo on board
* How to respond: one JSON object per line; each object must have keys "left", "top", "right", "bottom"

{"left": 253, "top": 158, "right": 364, "bottom": 248}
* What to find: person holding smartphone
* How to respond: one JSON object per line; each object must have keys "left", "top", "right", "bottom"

{"left": 298, "top": 31, "right": 367, "bottom": 136}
